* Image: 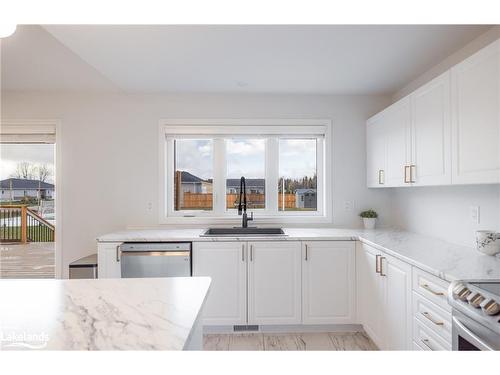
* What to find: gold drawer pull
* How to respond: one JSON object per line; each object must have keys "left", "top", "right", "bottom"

{"left": 420, "top": 338, "right": 434, "bottom": 351}
{"left": 420, "top": 284, "right": 444, "bottom": 296}
{"left": 421, "top": 311, "right": 444, "bottom": 326}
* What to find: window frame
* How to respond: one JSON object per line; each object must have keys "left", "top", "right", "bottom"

{"left": 159, "top": 119, "right": 332, "bottom": 224}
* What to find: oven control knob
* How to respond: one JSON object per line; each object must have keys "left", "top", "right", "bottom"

{"left": 453, "top": 284, "right": 471, "bottom": 301}
{"left": 466, "top": 292, "right": 485, "bottom": 308}
{"left": 480, "top": 299, "right": 500, "bottom": 316}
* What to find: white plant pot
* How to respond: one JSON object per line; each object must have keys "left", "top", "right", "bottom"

{"left": 363, "top": 218, "right": 376, "bottom": 230}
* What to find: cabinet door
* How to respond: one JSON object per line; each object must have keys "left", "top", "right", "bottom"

{"left": 192, "top": 242, "right": 247, "bottom": 325}
{"left": 366, "top": 115, "right": 387, "bottom": 187}
{"left": 411, "top": 71, "right": 452, "bottom": 186}
{"left": 451, "top": 39, "right": 500, "bottom": 184}
{"left": 248, "top": 241, "right": 302, "bottom": 325}
{"left": 384, "top": 98, "right": 411, "bottom": 187}
{"left": 380, "top": 253, "right": 412, "bottom": 350}
{"left": 97, "top": 242, "right": 121, "bottom": 278}
{"left": 356, "top": 243, "right": 384, "bottom": 348}
{"left": 302, "top": 241, "right": 355, "bottom": 324}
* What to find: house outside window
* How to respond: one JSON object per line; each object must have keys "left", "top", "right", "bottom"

{"left": 160, "top": 119, "right": 332, "bottom": 224}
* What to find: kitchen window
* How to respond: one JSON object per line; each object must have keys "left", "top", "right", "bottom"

{"left": 160, "top": 119, "right": 331, "bottom": 223}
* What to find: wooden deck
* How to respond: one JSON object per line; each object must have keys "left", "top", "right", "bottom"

{"left": 0, "top": 242, "right": 55, "bottom": 278}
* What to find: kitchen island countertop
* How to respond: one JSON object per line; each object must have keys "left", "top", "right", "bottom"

{"left": 0, "top": 276, "right": 210, "bottom": 350}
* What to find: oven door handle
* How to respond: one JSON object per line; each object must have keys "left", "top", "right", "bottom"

{"left": 453, "top": 316, "right": 494, "bottom": 351}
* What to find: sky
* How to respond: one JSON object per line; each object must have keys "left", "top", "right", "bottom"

{"left": 0, "top": 144, "right": 55, "bottom": 182}
{"left": 175, "top": 138, "right": 316, "bottom": 180}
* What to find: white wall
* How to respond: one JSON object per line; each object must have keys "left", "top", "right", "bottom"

{"left": 1, "top": 92, "right": 392, "bottom": 277}
{"left": 391, "top": 185, "right": 500, "bottom": 247}
{"left": 389, "top": 27, "right": 500, "bottom": 246}
{"left": 393, "top": 26, "right": 500, "bottom": 101}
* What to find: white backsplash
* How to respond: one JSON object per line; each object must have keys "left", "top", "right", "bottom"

{"left": 391, "top": 184, "right": 500, "bottom": 248}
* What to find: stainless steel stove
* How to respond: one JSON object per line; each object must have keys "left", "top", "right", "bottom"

{"left": 448, "top": 280, "right": 500, "bottom": 350}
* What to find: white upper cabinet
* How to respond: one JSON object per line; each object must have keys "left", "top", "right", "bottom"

{"left": 247, "top": 241, "right": 302, "bottom": 325}
{"left": 302, "top": 241, "right": 355, "bottom": 324}
{"left": 451, "top": 39, "right": 500, "bottom": 184}
{"left": 367, "top": 38, "right": 500, "bottom": 188}
{"left": 384, "top": 98, "right": 412, "bottom": 187}
{"left": 192, "top": 242, "right": 247, "bottom": 325}
{"left": 411, "top": 71, "right": 452, "bottom": 186}
{"left": 366, "top": 114, "right": 387, "bottom": 187}
{"left": 366, "top": 98, "right": 411, "bottom": 188}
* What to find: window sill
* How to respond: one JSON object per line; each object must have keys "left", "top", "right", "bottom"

{"left": 160, "top": 215, "right": 332, "bottom": 225}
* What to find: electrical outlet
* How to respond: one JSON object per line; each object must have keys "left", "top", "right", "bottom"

{"left": 147, "top": 202, "right": 153, "bottom": 211}
{"left": 470, "top": 206, "right": 480, "bottom": 224}
{"left": 344, "top": 200, "right": 355, "bottom": 211}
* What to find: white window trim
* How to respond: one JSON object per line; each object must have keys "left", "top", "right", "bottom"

{"left": 158, "top": 119, "right": 333, "bottom": 225}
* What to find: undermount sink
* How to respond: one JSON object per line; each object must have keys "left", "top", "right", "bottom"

{"left": 201, "top": 227, "right": 286, "bottom": 237}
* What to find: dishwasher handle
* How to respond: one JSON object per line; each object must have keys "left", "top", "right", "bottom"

{"left": 120, "top": 250, "right": 190, "bottom": 257}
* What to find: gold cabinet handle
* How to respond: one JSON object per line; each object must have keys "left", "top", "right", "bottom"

{"left": 116, "top": 245, "right": 121, "bottom": 262}
{"left": 378, "top": 169, "right": 385, "bottom": 185}
{"left": 420, "top": 284, "right": 444, "bottom": 296}
{"left": 420, "top": 338, "right": 434, "bottom": 351}
{"left": 375, "top": 254, "right": 381, "bottom": 274}
{"left": 380, "top": 256, "right": 386, "bottom": 276}
{"left": 421, "top": 311, "right": 444, "bottom": 326}
{"left": 410, "top": 165, "right": 416, "bottom": 183}
{"left": 404, "top": 165, "right": 411, "bottom": 183}
{"left": 305, "top": 244, "right": 309, "bottom": 261}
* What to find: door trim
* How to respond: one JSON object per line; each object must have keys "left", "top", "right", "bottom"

{"left": 1, "top": 119, "right": 63, "bottom": 278}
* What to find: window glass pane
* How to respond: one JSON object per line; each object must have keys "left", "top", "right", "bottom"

{"left": 174, "top": 139, "right": 213, "bottom": 211}
{"left": 226, "top": 139, "right": 266, "bottom": 210}
{"left": 278, "top": 139, "right": 317, "bottom": 211}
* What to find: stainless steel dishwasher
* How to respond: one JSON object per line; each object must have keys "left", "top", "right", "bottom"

{"left": 119, "top": 242, "right": 191, "bottom": 278}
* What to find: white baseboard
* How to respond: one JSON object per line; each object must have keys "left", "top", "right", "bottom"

{"left": 203, "top": 324, "right": 363, "bottom": 334}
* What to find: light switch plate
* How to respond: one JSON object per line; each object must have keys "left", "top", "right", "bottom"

{"left": 470, "top": 206, "right": 480, "bottom": 224}
{"left": 344, "top": 200, "right": 355, "bottom": 211}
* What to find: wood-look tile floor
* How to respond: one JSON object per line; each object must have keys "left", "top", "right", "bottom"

{"left": 203, "top": 332, "right": 378, "bottom": 351}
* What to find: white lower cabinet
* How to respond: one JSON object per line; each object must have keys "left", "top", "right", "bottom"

{"left": 97, "top": 242, "right": 121, "bottom": 278}
{"left": 357, "top": 243, "right": 384, "bottom": 346}
{"left": 302, "top": 241, "right": 355, "bottom": 324}
{"left": 382, "top": 253, "right": 412, "bottom": 350}
{"left": 192, "top": 242, "right": 247, "bottom": 325}
{"left": 192, "top": 240, "right": 355, "bottom": 327}
{"left": 247, "top": 241, "right": 302, "bottom": 325}
{"left": 357, "top": 243, "right": 412, "bottom": 350}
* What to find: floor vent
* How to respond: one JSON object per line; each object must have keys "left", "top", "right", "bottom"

{"left": 233, "top": 325, "right": 259, "bottom": 332}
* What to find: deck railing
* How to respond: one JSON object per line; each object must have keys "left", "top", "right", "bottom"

{"left": 0, "top": 205, "right": 55, "bottom": 243}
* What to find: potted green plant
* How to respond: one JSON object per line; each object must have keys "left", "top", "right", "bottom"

{"left": 359, "top": 209, "right": 378, "bottom": 229}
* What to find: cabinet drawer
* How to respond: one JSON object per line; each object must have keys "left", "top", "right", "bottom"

{"left": 412, "top": 341, "right": 425, "bottom": 351}
{"left": 412, "top": 267, "right": 450, "bottom": 312}
{"left": 412, "top": 292, "right": 452, "bottom": 342}
{"left": 413, "top": 318, "right": 451, "bottom": 351}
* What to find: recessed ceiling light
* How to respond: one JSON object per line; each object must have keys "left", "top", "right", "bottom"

{"left": 0, "top": 24, "right": 17, "bottom": 38}
{"left": 236, "top": 81, "right": 248, "bottom": 87}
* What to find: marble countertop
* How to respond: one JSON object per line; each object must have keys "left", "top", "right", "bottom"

{"left": 97, "top": 227, "right": 500, "bottom": 282}
{"left": 0, "top": 277, "right": 210, "bottom": 350}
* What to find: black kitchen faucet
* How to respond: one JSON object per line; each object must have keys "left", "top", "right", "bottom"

{"left": 238, "top": 176, "right": 254, "bottom": 228}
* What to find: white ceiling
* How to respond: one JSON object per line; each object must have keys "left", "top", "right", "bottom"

{"left": 1, "top": 25, "right": 492, "bottom": 94}
{"left": 0, "top": 25, "right": 120, "bottom": 92}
